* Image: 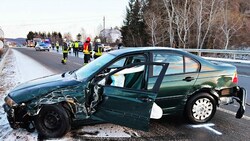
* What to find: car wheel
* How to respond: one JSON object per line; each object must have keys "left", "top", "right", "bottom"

{"left": 34, "top": 104, "right": 71, "bottom": 138}
{"left": 185, "top": 93, "right": 216, "bottom": 123}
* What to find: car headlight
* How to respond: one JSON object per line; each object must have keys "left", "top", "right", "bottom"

{"left": 4, "top": 96, "right": 17, "bottom": 107}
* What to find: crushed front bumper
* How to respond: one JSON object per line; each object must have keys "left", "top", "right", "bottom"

{"left": 2, "top": 103, "right": 35, "bottom": 132}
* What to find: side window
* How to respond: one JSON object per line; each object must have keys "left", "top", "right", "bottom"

{"left": 109, "top": 58, "right": 126, "bottom": 68}
{"left": 153, "top": 52, "right": 184, "bottom": 76}
{"left": 98, "top": 64, "right": 145, "bottom": 90}
{"left": 98, "top": 54, "right": 147, "bottom": 89}
{"left": 185, "top": 57, "right": 199, "bottom": 73}
{"left": 109, "top": 54, "right": 146, "bottom": 69}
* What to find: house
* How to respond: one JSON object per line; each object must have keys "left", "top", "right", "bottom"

{"left": 99, "top": 28, "right": 122, "bottom": 43}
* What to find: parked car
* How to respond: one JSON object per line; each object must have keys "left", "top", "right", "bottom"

{"left": 35, "top": 42, "right": 50, "bottom": 51}
{"left": 103, "top": 45, "right": 112, "bottom": 52}
{"left": 3, "top": 47, "right": 246, "bottom": 138}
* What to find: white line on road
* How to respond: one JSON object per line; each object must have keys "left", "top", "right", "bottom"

{"left": 191, "top": 123, "right": 222, "bottom": 135}
{"left": 218, "top": 107, "right": 250, "bottom": 120}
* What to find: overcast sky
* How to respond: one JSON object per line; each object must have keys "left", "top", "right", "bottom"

{"left": 0, "top": 0, "right": 129, "bottom": 39}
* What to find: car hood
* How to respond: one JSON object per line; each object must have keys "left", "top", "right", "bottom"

{"left": 8, "top": 73, "right": 82, "bottom": 104}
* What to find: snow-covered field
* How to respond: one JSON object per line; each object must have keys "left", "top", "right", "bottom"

{"left": 0, "top": 49, "right": 139, "bottom": 140}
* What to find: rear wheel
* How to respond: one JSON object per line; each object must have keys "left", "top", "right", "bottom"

{"left": 185, "top": 93, "right": 216, "bottom": 123}
{"left": 34, "top": 104, "right": 71, "bottom": 138}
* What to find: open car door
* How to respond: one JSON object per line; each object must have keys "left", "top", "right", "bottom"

{"left": 87, "top": 62, "right": 168, "bottom": 131}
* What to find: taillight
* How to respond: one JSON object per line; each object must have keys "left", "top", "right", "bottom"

{"left": 232, "top": 72, "right": 238, "bottom": 84}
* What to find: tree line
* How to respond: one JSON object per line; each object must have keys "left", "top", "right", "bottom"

{"left": 121, "top": 0, "right": 250, "bottom": 49}
{"left": 27, "top": 31, "right": 64, "bottom": 44}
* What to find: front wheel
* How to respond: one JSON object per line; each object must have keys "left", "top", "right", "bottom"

{"left": 34, "top": 104, "right": 71, "bottom": 138}
{"left": 185, "top": 93, "right": 216, "bottom": 123}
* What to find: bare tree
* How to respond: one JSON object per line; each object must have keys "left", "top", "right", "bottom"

{"left": 163, "top": 0, "right": 175, "bottom": 47}
{"left": 174, "top": 0, "right": 194, "bottom": 49}
{"left": 63, "top": 32, "right": 73, "bottom": 41}
{"left": 220, "top": 0, "right": 243, "bottom": 50}
{"left": 80, "top": 28, "right": 87, "bottom": 42}
{"left": 144, "top": 0, "right": 167, "bottom": 46}
{"left": 194, "top": 0, "right": 219, "bottom": 49}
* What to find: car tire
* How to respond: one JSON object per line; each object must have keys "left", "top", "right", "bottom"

{"left": 34, "top": 104, "right": 71, "bottom": 138}
{"left": 185, "top": 93, "right": 216, "bottom": 124}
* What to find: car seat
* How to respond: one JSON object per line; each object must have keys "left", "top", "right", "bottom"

{"left": 124, "top": 59, "right": 143, "bottom": 89}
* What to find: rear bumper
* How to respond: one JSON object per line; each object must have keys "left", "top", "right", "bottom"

{"left": 220, "top": 86, "right": 247, "bottom": 119}
{"left": 234, "top": 87, "right": 247, "bottom": 119}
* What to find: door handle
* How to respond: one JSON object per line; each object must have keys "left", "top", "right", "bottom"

{"left": 138, "top": 97, "right": 153, "bottom": 102}
{"left": 183, "top": 77, "right": 194, "bottom": 82}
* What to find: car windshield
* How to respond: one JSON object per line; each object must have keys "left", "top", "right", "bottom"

{"left": 75, "top": 53, "right": 116, "bottom": 81}
{"left": 38, "top": 42, "right": 46, "bottom": 46}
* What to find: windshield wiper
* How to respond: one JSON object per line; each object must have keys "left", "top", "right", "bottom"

{"left": 69, "top": 69, "right": 77, "bottom": 75}
{"left": 68, "top": 70, "right": 78, "bottom": 79}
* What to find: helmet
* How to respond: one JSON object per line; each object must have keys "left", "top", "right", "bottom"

{"left": 96, "top": 38, "right": 101, "bottom": 43}
{"left": 86, "top": 37, "right": 91, "bottom": 42}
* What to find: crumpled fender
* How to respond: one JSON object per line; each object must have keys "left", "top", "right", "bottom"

{"left": 26, "top": 88, "right": 86, "bottom": 116}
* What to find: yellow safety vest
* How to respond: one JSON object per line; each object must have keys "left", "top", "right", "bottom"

{"left": 95, "top": 47, "right": 102, "bottom": 56}
{"left": 74, "top": 42, "right": 79, "bottom": 48}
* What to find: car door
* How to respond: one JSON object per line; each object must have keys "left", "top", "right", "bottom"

{"left": 89, "top": 62, "right": 168, "bottom": 131}
{"left": 149, "top": 52, "right": 200, "bottom": 113}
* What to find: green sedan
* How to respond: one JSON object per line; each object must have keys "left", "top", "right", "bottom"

{"left": 3, "top": 47, "right": 246, "bottom": 138}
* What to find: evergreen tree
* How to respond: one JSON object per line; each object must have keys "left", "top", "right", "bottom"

{"left": 121, "top": 0, "right": 149, "bottom": 47}
{"left": 27, "top": 31, "right": 34, "bottom": 40}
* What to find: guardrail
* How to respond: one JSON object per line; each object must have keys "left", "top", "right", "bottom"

{"left": 183, "top": 49, "right": 250, "bottom": 60}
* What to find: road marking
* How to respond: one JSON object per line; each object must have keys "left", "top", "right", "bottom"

{"left": 191, "top": 123, "right": 222, "bottom": 135}
{"left": 218, "top": 107, "right": 250, "bottom": 120}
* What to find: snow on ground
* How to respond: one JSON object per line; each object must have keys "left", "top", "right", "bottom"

{"left": 0, "top": 48, "right": 139, "bottom": 141}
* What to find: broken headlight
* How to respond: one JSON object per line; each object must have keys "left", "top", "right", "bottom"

{"left": 4, "top": 96, "right": 17, "bottom": 107}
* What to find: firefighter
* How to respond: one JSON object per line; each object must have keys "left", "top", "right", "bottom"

{"left": 74, "top": 41, "right": 79, "bottom": 57}
{"left": 69, "top": 41, "right": 73, "bottom": 53}
{"left": 83, "top": 37, "right": 92, "bottom": 65}
{"left": 51, "top": 42, "right": 55, "bottom": 50}
{"left": 61, "top": 39, "right": 69, "bottom": 64}
{"left": 93, "top": 38, "right": 103, "bottom": 59}
{"left": 56, "top": 41, "right": 60, "bottom": 52}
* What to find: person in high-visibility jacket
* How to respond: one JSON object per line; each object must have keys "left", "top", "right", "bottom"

{"left": 61, "top": 39, "right": 69, "bottom": 64}
{"left": 68, "top": 41, "right": 73, "bottom": 53}
{"left": 93, "top": 38, "right": 103, "bottom": 59}
{"left": 56, "top": 41, "right": 60, "bottom": 52}
{"left": 74, "top": 41, "right": 79, "bottom": 57}
{"left": 83, "top": 37, "right": 92, "bottom": 65}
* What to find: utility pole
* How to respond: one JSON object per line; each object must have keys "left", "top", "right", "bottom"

{"left": 103, "top": 16, "right": 106, "bottom": 43}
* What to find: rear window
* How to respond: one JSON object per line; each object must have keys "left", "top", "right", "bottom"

{"left": 153, "top": 52, "right": 184, "bottom": 75}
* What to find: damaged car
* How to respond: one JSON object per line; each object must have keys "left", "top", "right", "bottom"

{"left": 3, "top": 47, "right": 247, "bottom": 138}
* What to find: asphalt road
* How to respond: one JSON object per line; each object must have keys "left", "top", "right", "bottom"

{"left": 14, "top": 47, "right": 250, "bottom": 141}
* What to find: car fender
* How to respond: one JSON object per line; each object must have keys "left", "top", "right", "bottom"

{"left": 26, "top": 88, "right": 86, "bottom": 117}
{"left": 188, "top": 85, "right": 220, "bottom": 106}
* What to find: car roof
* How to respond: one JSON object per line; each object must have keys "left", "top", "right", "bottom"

{"left": 108, "top": 47, "right": 215, "bottom": 68}
{"left": 108, "top": 47, "right": 190, "bottom": 56}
